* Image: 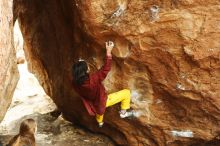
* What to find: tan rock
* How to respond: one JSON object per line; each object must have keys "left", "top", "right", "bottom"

{"left": 0, "top": 0, "right": 19, "bottom": 121}
{"left": 12, "top": 0, "right": 220, "bottom": 145}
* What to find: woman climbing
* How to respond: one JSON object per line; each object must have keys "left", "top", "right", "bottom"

{"left": 72, "top": 41, "right": 133, "bottom": 127}
{"left": 7, "top": 118, "right": 37, "bottom": 146}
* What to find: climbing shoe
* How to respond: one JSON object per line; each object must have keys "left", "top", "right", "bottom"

{"left": 119, "top": 110, "right": 135, "bottom": 118}
{"left": 98, "top": 122, "right": 104, "bottom": 128}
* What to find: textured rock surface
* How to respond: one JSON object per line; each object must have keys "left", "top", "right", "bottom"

{"left": 0, "top": 0, "right": 19, "bottom": 121}
{"left": 13, "top": 0, "right": 220, "bottom": 145}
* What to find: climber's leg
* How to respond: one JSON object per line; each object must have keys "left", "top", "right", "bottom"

{"left": 96, "top": 89, "right": 132, "bottom": 127}
{"left": 106, "top": 89, "right": 134, "bottom": 118}
{"left": 96, "top": 114, "right": 104, "bottom": 127}
{"left": 106, "top": 89, "right": 131, "bottom": 110}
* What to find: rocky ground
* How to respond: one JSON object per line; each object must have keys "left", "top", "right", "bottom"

{"left": 0, "top": 112, "right": 114, "bottom": 146}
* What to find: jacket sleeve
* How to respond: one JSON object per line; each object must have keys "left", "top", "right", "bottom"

{"left": 95, "top": 55, "right": 112, "bottom": 82}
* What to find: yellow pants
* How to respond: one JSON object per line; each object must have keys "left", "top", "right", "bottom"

{"left": 96, "top": 89, "right": 131, "bottom": 123}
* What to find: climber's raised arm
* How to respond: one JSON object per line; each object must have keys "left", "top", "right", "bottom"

{"left": 96, "top": 41, "right": 114, "bottom": 82}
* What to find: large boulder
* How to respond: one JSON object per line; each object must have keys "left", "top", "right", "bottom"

{"left": 13, "top": 0, "right": 220, "bottom": 145}
{"left": 0, "top": 0, "right": 19, "bottom": 121}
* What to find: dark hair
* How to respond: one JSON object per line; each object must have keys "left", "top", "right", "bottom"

{"left": 7, "top": 119, "right": 36, "bottom": 146}
{"left": 72, "top": 61, "right": 89, "bottom": 85}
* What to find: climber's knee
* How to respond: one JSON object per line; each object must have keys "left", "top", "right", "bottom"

{"left": 121, "top": 89, "right": 131, "bottom": 110}
{"left": 123, "top": 89, "right": 131, "bottom": 99}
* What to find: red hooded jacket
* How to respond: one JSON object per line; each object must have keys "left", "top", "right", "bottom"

{"left": 72, "top": 55, "right": 112, "bottom": 116}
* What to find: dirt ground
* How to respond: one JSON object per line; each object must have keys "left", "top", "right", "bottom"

{"left": 0, "top": 112, "right": 115, "bottom": 146}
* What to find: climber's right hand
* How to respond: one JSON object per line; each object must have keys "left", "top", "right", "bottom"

{"left": 105, "top": 41, "right": 114, "bottom": 57}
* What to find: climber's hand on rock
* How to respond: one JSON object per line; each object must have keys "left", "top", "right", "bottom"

{"left": 106, "top": 41, "right": 114, "bottom": 57}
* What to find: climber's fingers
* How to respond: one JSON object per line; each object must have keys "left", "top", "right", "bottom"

{"left": 105, "top": 41, "right": 109, "bottom": 48}
{"left": 109, "top": 41, "right": 114, "bottom": 47}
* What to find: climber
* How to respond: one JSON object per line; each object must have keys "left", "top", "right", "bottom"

{"left": 72, "top": 41, "right": 134, "bottom": 127}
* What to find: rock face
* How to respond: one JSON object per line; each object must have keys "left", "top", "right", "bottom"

{"left": 0, "top": 0, "right": 19, "bottom": 121}
{"left": 13, "top": 0, "right": 220, "bottom": 145}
